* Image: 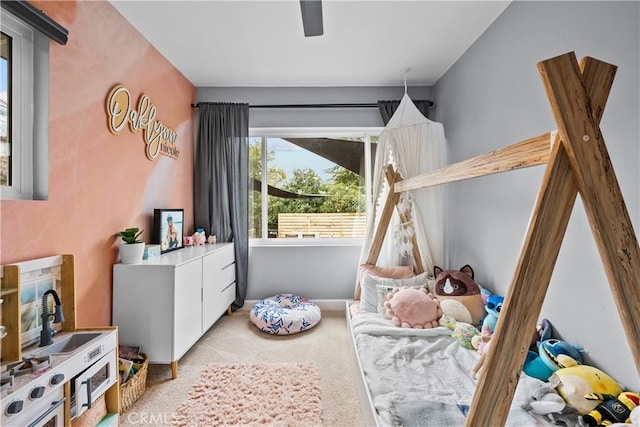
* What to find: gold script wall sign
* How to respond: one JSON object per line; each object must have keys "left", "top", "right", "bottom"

{"left": 106, "top": 85, "right": 180, "bottom": 160}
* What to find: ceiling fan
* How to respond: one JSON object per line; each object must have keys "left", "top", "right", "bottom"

{"left": 300, "top": 0, "right": 323, "bottom": 37}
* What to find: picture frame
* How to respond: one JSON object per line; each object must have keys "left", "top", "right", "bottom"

{"left": 153, "top": 208, "right": 185, "bottom": 254}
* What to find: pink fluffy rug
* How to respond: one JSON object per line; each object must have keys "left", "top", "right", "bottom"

{"left": 171, "top": 363, "right": 323, "bottom": 426}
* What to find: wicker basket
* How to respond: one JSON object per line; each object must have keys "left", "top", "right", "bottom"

{"left": 119, "top": 352, "right": 148, "bottom": 413}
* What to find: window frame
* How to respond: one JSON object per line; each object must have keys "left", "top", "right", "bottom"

{"left": 249, "top": 127, "right": 382, "bottom": 247}
{"left": 1, "top": 8, "right": 49, "bottom": 201}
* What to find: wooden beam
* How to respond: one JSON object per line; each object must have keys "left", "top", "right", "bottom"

{"left": 384, "top": 167, "right": 425, "bottom": 275}
{"left": 61, "top": 254, "right": 77, "bottom": 332}
{"left": 539, "top": 53, "right": 640, "bottom": 371}
{"left": 467, "top": 134, "right": 578, "bottom": 426}
{"left": 364, "top": 165, "right": 402, "bottom": 266}
{"left": 357, "top": 164, "right": 427, "bottom": 298}
{"left": 395, "top": 131, "right": 551, "bottom": 192}
{"left": 466, "top": 53, "right": 617, "bottom": 427}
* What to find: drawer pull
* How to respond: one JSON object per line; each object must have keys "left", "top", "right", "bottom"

{"left": 221, "top": 262, "right": 235, "bottom": 271}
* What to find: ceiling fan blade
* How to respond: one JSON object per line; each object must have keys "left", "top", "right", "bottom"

{"left": 300, "top": 0, "right": 323, "bottom": 37}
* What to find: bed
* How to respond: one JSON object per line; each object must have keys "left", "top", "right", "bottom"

{"left": 348, "top": 52, "right": 640, "bottom": 427}
{"left": 346, "top": 301, "right": 582, "bottom": 427}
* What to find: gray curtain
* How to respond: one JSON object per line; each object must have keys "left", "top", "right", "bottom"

{"left": 194, "top": 103, "right": 249, "bottom": 310}
{"left": 378, "top": 99, "right": 432, "bottom": 125}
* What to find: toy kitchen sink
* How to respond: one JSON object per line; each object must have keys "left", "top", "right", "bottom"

{"left": 0, "top": 254, "right": 121, "bottom": 427}
{"left": 1, "top": 329, "right": 118, "bottom": 427}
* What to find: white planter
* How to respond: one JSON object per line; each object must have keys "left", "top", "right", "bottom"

{"left": 119, "top": 242, "right": 145, "bottom": 264}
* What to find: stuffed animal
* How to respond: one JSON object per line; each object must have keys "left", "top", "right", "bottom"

{"left": 549, "top": 357, "right": 623, "bottom": 415}
{"left": 530, "top": 318, "right": 553, "bottom": 352}
{"left": 469, "top": 292, "right": 507, "bottom": 380}
{"left": 525, "top": 381, "right": 567, "bottom": 417}
{"left": 629, "top": 406, "right": 640, "bottom": 425}
{"left": 582, "top": 391, "right": 640, "bottom": 426}
{"left": 433, "top": 265, "right": 486, "bottom": 325}
{"left": 207, "top": 234, "right": 217, "bottom": 244}
{"left": 524, "top": 338, "right": 583, "bottom": 382}
{"left": 192, "top": 230, "right": 206, "bottom": 246}
{"left": 439, "top": 314, "right": 481, "bottom": 350}
{"left": 384, "top": 286, "right": 442, "bottom": 329}
{"left": 470, "top": 326, "right": 492, "bottom": 379}
{"left": 528, "top": 390, "right": 567, "bottom": 416}
{"left": 481, "top": 293, "right": 504, "bottom": 334}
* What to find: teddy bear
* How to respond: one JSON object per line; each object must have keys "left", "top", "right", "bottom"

{"left": 384, "top": 286, "right": 442, "bottom": 329}
{"left": 433, "top": 265, "right": 487, "bottom": 326}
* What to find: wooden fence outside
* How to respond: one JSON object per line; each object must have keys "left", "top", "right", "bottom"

{"left": 277, "top": 212, "right": 366, "bottom": 238}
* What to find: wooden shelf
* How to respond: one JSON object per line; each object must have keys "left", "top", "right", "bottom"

{"left": 1, "top": 255, "right": 77, "bottom": 364}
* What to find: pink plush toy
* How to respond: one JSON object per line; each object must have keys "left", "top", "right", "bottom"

{"left": 192, "top": 231, "right": 206, "bottom": 246}
{"left": 384, "top": 286, "right": 442, "bottom": 328}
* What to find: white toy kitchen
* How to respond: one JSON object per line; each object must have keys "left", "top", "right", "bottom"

{"left": 1, "top": 255, "right": 120, "bottom": 427}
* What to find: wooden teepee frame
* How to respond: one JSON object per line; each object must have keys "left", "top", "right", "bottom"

{"left": 368, "top": 52, "right": 640, "bottom": 426}
{"left": 365, "top": 165, "right": 426, "bottom": 268}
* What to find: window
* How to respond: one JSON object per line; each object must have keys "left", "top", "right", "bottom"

{"left": 249, "top": 128, "right": 380, "bottom": 242}
{"left": 1, "top": 8, "right": 49, "bottom": 200}
{"left": 1, "top": 31, "right": 12, "bottom": 187}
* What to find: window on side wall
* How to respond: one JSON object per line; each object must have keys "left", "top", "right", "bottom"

{"left": 1, "top": 9, "right": 49, "bottom": 200}
{"left": 249, "top": 128, "right": 381, "bottom": 243}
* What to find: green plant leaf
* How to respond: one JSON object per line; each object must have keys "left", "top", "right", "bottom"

{"left": 116, "top": 227, "right": 144, "bottom": 244}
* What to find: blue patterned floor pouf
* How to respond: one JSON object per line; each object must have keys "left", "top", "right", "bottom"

{"left": 250, "top": 294, "right": 322, "bottom": 335}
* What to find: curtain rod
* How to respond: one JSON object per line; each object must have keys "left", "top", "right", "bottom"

{"left": 190, "top": 100, "right": 434, "bottom": 109}
{"left": 1, "top": 0, "right": 69, "bottom": 45}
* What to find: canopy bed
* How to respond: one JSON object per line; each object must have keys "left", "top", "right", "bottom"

{"left": 349, "top": 51, "right": 640, "bottom": 426}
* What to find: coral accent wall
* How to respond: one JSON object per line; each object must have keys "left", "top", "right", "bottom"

{"left": 0, "top": 1, "right": 195, "bottom": 326}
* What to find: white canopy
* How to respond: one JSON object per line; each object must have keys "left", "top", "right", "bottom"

{"left": 359, "top": 93, "right": 446, "bottom": 277}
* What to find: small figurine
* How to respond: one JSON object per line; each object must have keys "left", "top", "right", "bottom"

{"left": 192, "top": 231, "right": 206, "bottom": 246}
{"left": 207, "top": 235, "right": 217, "bottom": 244}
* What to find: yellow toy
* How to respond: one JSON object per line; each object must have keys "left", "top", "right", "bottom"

{"left": 549, "top": 357, "right": 622, "bottom": 415}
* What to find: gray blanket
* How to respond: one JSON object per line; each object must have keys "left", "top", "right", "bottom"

{"left": 351, "top": 312, "right": 578, "bottom": 427}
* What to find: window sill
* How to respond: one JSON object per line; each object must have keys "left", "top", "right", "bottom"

{"left": 249, "top": 238, "right": 363, "bottom": 248}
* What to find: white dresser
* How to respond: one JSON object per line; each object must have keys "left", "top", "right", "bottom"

{"left": 112, "top": 243, "right": 236, "bottom": 378}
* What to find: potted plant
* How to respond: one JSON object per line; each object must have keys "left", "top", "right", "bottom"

{"left": 116, "top": 227, "right": 145, "bottom": 264}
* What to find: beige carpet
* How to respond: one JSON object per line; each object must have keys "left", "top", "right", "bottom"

{"left": 119, "top": 309, "right": 365, "bottom": 427}
{"left": 171, "top": 363, "right": 322, "bottom": 426}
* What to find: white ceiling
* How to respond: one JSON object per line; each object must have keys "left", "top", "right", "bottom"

{"left": 110, "top": 1, "right": 511, "bottom": 88}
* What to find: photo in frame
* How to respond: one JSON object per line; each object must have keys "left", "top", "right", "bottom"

{"left": 153, "top": 208, "right": 184, "bottom": 253}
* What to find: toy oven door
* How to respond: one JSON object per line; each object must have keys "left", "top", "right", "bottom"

{"left": 71, "top": 349, "right": 117, "bottom": 419}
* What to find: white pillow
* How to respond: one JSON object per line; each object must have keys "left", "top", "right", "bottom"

{"left": 360, "top": 272, "right": 429, "bottom": 314}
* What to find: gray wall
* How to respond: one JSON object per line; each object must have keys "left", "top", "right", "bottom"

{"left": 434, "top": 1, "right": 639, "bottom": 389}
{"left": 195, "top": 85, "right": 433, "bottom": 302}
{"left": 247, "top": 244, "right": 363, "bottom": 300}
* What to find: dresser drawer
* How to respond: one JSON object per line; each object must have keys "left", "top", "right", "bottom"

{"left": 221, "top": 281, "right": 236, "bottom": 308}
{"left": 220, "top": 261, "right": 236, "bottom": 288}
{"left": 214, "top": 244, "right": 235, "bottom": 270}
